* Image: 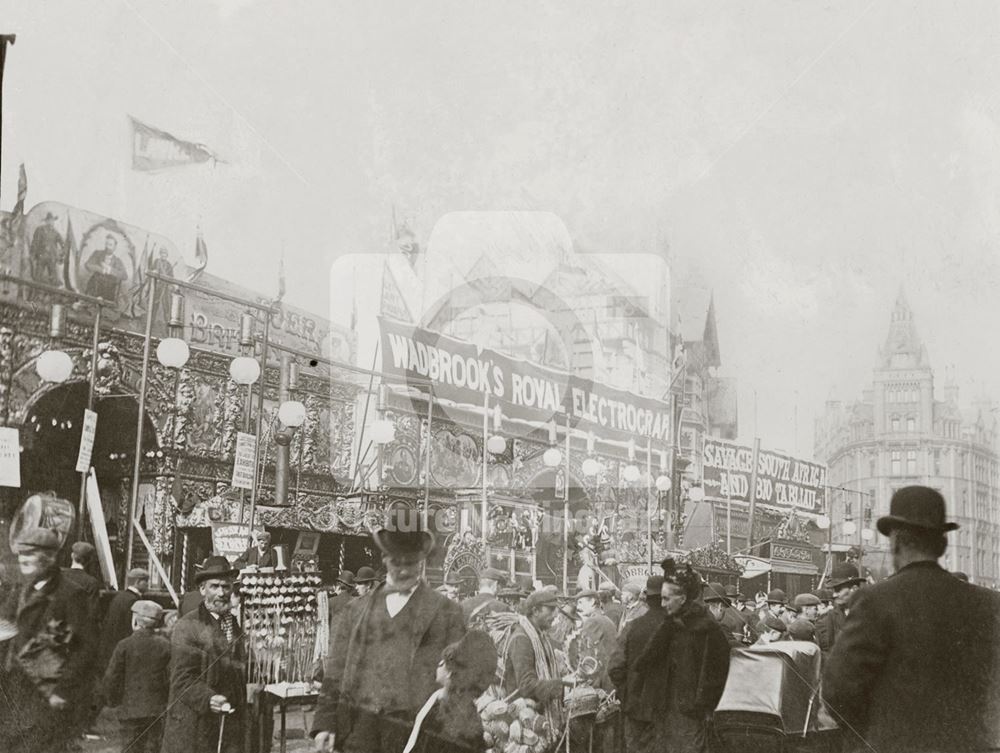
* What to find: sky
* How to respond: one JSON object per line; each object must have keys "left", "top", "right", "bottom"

{"left": 2, "top": 0, "right": 1000, "bottom": 458}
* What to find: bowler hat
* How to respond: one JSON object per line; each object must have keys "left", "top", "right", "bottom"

{"left": 725, "top": 585, "right": 745, "bottom": 601}
{"left": 645, "top": 575, "right": 665, "bottom": 597}
{"left": 877, "top": 486, "right": 959, "bottom": 535}
{"left": 598, "top": 582, "right": 617, "bottom": 594}
{"left": 131, "top": 599, "right": 165, "bottom": 622}
{"left": 194, "top": 556, "right": 237, "bottom": 584}
{"left": 337, "top": 570, "right": 356, "bottom": 587}
{"left": 355, "top": 566, "right": 377, "bottom": 583}
{"left": 703, "top": 582, "right": 731, "bottom": 605}
{"left": 766, "top": 589, "right": 788, "bottom": 605}
{"left": 525, "top": 589, "right": 559, "bottom": 611}
{"left": 15, "top": 527, "right": 60, "bottom": 553}
{"left": 816, "top": 588, "right": 834, "bottom": 602}
{"left": 444, "top": 571, "right": 464, "bottom": 587}
{"left": 828, "top": 563, "right": 863, "bottom": 590}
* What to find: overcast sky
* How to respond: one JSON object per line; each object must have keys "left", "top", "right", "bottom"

{"left": 3, "top": 1, "right": 1000, "bottom": 458}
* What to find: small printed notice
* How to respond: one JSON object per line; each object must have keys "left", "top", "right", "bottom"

{"left": 232, "top": 432, "right": 257, "bottom": 490}
{"left": 0, "top": 426, "right": 21, "bottom": 487}
{"left": 75, "top": 409, "right": 98, "bottom": 473}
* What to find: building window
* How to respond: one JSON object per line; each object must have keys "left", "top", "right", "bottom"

{"left": 907, "top": 416, "right": 916, "bottom": 433}
{"left": 907, "top": 450, "right": 917, "bottom": 475}
{"left": 891, "top": 451, "right": 901, "bottom": 476}
{"left": 933, "top": 450, "right": 941, "bottom": 475}
{"left": 891, "top": 415, "right": 900, "bottom": 432}
{"left": 869, "top": 454, "right": 876, "bottom": 476}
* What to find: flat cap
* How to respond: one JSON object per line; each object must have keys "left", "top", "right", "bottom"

{"left": 621, "top": 582, "right": 642, "bottom": 596}
{"left": 793, "top": 593, "right": 821, "bottom": 608}
{"left": 480, "top": 567, "right": 508, "bottom": 583}
{"left": 127, "top": 567, "right": 150, "bottom": 579}
{"left": 598, "top": 582, "right": 616, "bottom": 593}
{"left": 761, "top": 614, "right": 787, "bottom": 633}
{"left": 788, "top": 618, "right": 816, "bottom": 641}
{"left": 131, "top": 600, "right": 165, "bottom": 621}
{"left": 574, "top": 589, "right": 599, "bottom": 600}
{"left": 15, "top": 527, "right": 60, "bottom": 552}
{"left": 525, "top": 590, "right": 559, "bottom": 611}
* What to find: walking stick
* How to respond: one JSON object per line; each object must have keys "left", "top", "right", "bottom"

{"left": 217, "top": 713, "right": 226, "bottom": 753}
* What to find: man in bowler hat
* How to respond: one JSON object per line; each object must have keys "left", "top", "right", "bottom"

{"left": 161, "top": 556, "right": 245, "bottom": 753}
{"left": 824, "top": 486, "right": 1000, "bottom": 753}
{"left": 312, "top": 513, "right": 465, "bottom": 753}
{"left": 815, "top": 561, "right": 864, "bottom": 657}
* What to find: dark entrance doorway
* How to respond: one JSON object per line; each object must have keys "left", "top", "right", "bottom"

{"left": 13, "top": 381, "right": 159, "bottom": 550}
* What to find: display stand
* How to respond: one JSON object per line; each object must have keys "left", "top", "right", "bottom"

{"left": 265, "top": 682, "right": 319, "bottom": 753}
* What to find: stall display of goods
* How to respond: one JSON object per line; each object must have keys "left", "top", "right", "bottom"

{"left": 481, "top": 697, "right": 552, "bottom": 753}
{"left": 240, "top": 571, "right": 321, "bottom": 684}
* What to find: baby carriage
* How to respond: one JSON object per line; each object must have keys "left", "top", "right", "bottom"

{"left": 712, "top": 642, "right": 841, "bottom": 753}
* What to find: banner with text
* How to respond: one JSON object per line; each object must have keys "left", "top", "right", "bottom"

{"left": 379, "top": 316, "right": 672, "bottom": 445}
{"left": 702, "top": 437, "right": 826, "bottom": 513}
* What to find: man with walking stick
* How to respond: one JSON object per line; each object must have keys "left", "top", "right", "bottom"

{"left": 161, "top": 555, "right": 245, "bottom": 753}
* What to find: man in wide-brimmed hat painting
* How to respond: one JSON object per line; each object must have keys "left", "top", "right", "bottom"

{"left": 824, "top": 486, "right": 1000, "bottom": 753}
{"left": 162, "top": 555, "right": 245, "bottom": 753}
{"left": 312, "top": 512, "right": 465, "bottom": 753}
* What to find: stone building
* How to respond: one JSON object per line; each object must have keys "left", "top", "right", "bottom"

{"left": 814, "top": 292, "right": 999, "bottom": 585}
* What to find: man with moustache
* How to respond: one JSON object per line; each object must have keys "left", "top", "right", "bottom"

{"left": 312, "top": 514, "right": 465, "bottom": 753}
{"left": 162, "top": 556, "right": 245, "bottom": 753}
{"left": 0, "top": 528, "right": 96, "bottom": 753}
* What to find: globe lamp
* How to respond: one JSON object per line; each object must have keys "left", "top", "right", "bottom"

{"left": 156, "top": 338, "right": 190, "bottom": 369}
{"left": 36, "top": 350, "right": 73, "bottom": 383}
{"left": 229, "top": 356, "right": 261, "bottom": 385}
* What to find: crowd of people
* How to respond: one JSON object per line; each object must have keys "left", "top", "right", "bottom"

{"left": 312, "top": 485, "right": 1000, "bottom": 753}
{"left": 1, "top": 485, "right": 998, "bottom": 753}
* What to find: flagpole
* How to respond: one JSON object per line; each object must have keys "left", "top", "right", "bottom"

{"left": 0, "top": 35, "right": 14, "bottom": 206}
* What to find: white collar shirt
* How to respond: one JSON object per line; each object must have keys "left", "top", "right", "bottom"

{"left": 385, "top": 584, "right": 417, "bottom": 618}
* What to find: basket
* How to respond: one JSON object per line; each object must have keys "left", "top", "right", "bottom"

{"left": 565, "top": 686, "right": 601, "bottom": 719}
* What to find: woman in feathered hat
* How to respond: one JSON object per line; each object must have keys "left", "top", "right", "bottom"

{"left": 637, "top": 558, "right": 732, "bottom": 753}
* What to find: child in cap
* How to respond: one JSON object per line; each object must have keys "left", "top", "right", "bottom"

{"left": 102, "top": 600, "right": 171, "bottom": 753}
